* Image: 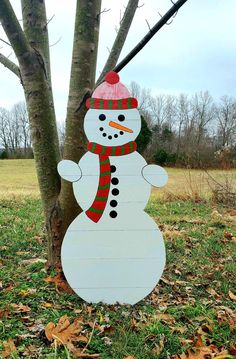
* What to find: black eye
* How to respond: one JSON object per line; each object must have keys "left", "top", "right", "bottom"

{"left": 99, "top": 114, "right": 106, "bottom": 121}
{"left": 118, "top": 114, "right": 125, "bottom": 122}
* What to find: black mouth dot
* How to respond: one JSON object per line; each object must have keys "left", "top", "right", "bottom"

{"left": 103, "top": 133, "right": 107, "bottom": 137}
{"left": 108, "top": 135, "right": 112, "bottom": 140}
{"left": 120, "top": 131, "right": 124, "bottom": 135}
{"left": 99, "top": 127, "right": 104, "bottom": 131}
{"left": 114, "top": 134, "right": 118, "bottom": 138}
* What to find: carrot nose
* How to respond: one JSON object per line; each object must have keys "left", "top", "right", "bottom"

{"left": 109, "top": 121, "right": 133, "bottom": 133}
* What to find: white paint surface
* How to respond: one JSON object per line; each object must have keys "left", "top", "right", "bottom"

{"left": 142, "top": 164, "right": 168, "bottom": 187}
{"left": 62, "top": 211, "right": 165, "bottom": 305}
{"left": 84, "top": 109, "right": 141, "bottom": 146}
{"left": 58, "top": 104, "right": 168, "bottom": 304}
{"left": 57, "top": 160, "right": 82, "bottom": 182}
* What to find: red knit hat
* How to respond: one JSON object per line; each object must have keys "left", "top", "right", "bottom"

{"left": 86, "top": 71, "right": 138, "bottom": 110}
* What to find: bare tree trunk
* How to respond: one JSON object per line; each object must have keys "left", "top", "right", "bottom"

{"left": 0, "top": 0, "right": 62, "bottom": 267}
{"left": 59, "top": 0, "right": 102, "bottom": 234}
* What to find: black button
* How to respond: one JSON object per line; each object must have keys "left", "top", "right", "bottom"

{"left": 99, "top": 127, "right": 103, "bottom": 131}
{"left": 110, "top": 210, "right": 117, "bottom": 218}
{"left": 108, "top": 135, "right": 112, "bottom": 140}
{"left": 102, "top": 133, "right": 107, "bottom": 137}
{"left": 111, "top": 177, "right": 119, "bottom": 185}
{"left": 112, "top": 188, "right": 119, "bottom": 196}
{"left": 99, "top": 114, "right": 106, "bottom": 121}
{"left": 120, "top": 131, "right": 124, "bottom": 135}
{"left": 118, "top": 114, "right": 125, "bottom": 122}
{"left": 110, "top": 200, "right": 117, "bottom": 207}
{"left": 110, "top": 165, "right": 116, "bottom": 173}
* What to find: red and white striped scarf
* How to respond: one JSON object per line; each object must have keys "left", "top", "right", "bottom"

{"left": 86, "top": 141, "right": 137, "bottom": 222}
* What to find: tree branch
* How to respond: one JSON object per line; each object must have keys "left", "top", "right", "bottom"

{"left": 0, "top": 53, "right": 20, "bottom": 77}
{"left": 0, "top": 0, "right": 32, "bottom": 66}
{"left": 114, "top": 0, "right": 189, "bottom": 73}
{"left": 96, "top": 0, "right": 139, "bottom": 85}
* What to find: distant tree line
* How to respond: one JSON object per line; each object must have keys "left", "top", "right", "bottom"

{"left": 1, "top": 87, "right": 236, "bottom": 168}
{"left": 0, "top": 102, "right": 32, "bottom": 159}
{"left": 129, "top": 82, "right": 236, "bottom": 168}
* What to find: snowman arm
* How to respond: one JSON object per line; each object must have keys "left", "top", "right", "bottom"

{"left": 57, "top": 160, "right": 82, "bottom": 183}
{"left": 141, "top": 164, "right": 168, "bottom": 188}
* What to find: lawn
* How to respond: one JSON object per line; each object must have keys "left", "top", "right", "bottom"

{"left": 0, "top": 160, "right": 235, "bottom": 358}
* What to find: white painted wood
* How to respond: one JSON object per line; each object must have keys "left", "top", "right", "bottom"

{"left": 142, "top": 164, "right": 168, "bottom": 188}
{"left": 61, "top": 212, "right": 165, "bottom": 304}
{"left": 58, "top": 100, "right": 168, "bottom": 305}
{"left": 73, "top": 152, "right": 150, "bottom": 211}
{"left": 84, "top": 109, "right": 141, "bottom": 146}
{"left": 57, "top": 160, "right": 82, "bottom": 182}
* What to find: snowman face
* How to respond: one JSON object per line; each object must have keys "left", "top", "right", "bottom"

{"left": 84, "top": 108, "right": 141, "bottom": 146}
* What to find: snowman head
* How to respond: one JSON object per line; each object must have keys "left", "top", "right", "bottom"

{"left": 84, "top": 72, "right": 141, "bottom": 146}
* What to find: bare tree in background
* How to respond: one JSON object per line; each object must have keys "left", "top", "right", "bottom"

{"left": 216, "top": 95, "right": 236, "bottom": 147}
{"left": 0, "top": 107, "right": 10, "bottom": 153}
{"left": 0, "top": 102, "right": 31, "bottom": 157}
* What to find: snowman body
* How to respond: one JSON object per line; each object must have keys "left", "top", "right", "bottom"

{"left": 58, "top": 72, "right": 168, "bottom": 305}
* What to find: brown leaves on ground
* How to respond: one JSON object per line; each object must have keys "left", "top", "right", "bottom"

{"left": 11, "top": 303, "right": 31, "bottom": 313}
{"left": 228, "top": 290, "right": 236, "bottom": 302}
{"left": 44, "top": 274, "right": 74, "bottom": 293}
{"left": 174, "top": 335, "right": 234, "bottom": 359}
{"left": 45, "top": 314, "right": 87, "bottom": 345}
{"left": 1, "top": 339, "right": 17, "bottom": 358}
{"left": 45, "top": 315, "right": 99, "bottom": 358}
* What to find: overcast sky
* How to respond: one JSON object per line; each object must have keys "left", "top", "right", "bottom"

{"left": 0, "top": 0, "right": 236, "bottom": 122}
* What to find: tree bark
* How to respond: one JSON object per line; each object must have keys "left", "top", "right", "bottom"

{"left": 59, "top": 0, "right": 102, "bottom": 232}
{"left": 21, "top": 0, "right": 52, "bottom": 85}
{"left": 0, "top": 0, "right": 62, "bottom": 267}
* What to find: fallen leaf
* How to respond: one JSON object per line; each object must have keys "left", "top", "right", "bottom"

{"left": 152, "top": 334, "right": 165, "bottom": 356}
{"left": 230, "top": 345, "right": 236, "bottom": 356}
{"left": 41, "top": 301, "right": 53, "bottom": 308}
{"left": 21, "top": 258, "right": 46, "bottom": 265}
{"left": 228, "top": 290, "right": 236, "bottom": 302}
{"left": 206, "top": 287, "right": 220, "bottom": 297}
{"left": 18, "top": 288, "right": 37, "bottom": 297}
{"left": 44, "top": 274, "right": 74, "bottom": 293}
{"left": 223, "top": 231, "right": 233, "bottom": 240}
{"left": 45, "top": 315, "right": 87, "bottom": 346}
{"left": 11, "top": 303, "right": 31, "bottom": 313}
{"left": 16, "top": 251, "right": 29, "bottom": 256}
{"left": 123, "top": 356, "right": 136, "bottom": 359}
{"left": 160, "top": 276, "right": 175, "bottom": 286}
{"left": 153, "top": 313, "right": 175, "bottom": 324}
{"left": 175, "top": 334, "right": 232, "bottom": 358}
{"left": 0, "top": 308, "right": 11, "bottom": 318}
{"left": 1, "top": 339, "right": 17, "bottom": 358}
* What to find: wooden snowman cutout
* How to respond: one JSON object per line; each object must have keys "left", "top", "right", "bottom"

{"left": 58, "top": 72, "right": 168, "bottom": 305}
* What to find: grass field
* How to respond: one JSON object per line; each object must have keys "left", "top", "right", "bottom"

{"left": 0, "top": 160, "right": 236, "bottom": 358}
{"left": 0, "top": 159, "right": 236, "bottom": 200}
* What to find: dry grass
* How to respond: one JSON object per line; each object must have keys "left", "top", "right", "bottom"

{"left": 0, "top": 159, "right": 39, "bottom": 198}
{"left": 152, "top": 167, "right": 236, "bottom": 201}
{"left": 0, "top": 159, "right": 235, "bottom": 201}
